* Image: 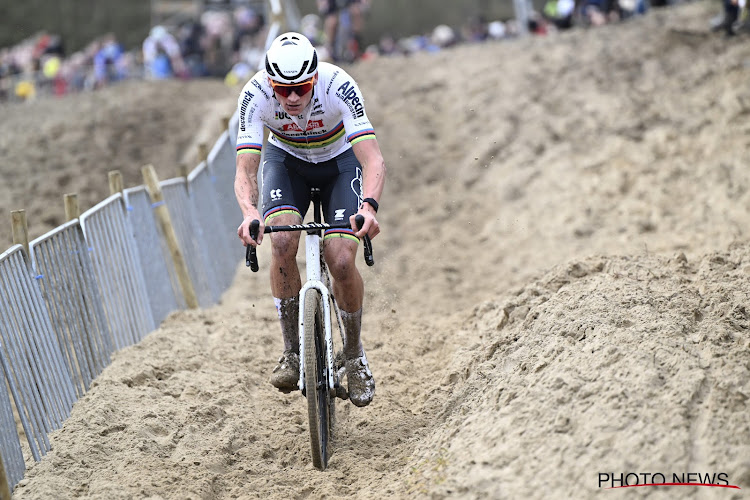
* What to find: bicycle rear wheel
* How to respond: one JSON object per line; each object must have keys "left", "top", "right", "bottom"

{"left": 303, "top": 288, "right": 332, "bottom": 469}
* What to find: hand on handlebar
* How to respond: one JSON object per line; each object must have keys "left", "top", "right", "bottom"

{"left": 350, "top": 207, "right": 379, "bottom": 239}
{"left": 238, "top": 214, "right": 265, "bottom": 246}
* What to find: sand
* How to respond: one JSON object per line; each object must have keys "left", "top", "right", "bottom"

{"left": 3, "top": 1, "right": 749, "bottom": 498}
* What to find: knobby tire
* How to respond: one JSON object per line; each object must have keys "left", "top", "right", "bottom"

{"left": 304, "top": 288, "right": 331, "bottom": 469}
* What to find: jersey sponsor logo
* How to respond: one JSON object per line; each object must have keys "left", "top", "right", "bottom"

{"left": 281, "top": 119, "right": 324, "bottom": 132}
{"left": 334, "top": 209, "right": 346, "bottom": 221}
{"left": 326, "top": 70, "right": 340, "bottom": 94}
{"left": 336, "top": 81, "right": 364, "bottom": 119}
{"left": 270, "top": 188, "right": 282, "bottom": 201}
{"left": 252, "top": 79, "right": 270, "bottom": 100}
{"left": 239, "top": 91, "right": 254, "bottom": 131}
{"left": 275, "top": 110, "right": 304, "bottom": 120}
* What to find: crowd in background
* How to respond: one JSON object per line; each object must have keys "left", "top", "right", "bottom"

{"left": 0, "top": 0, "right": 741, "bottom": 103}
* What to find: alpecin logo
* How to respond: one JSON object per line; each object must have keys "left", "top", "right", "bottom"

{"left": 598, "top": 472, "right": 740, "bottom": 490}
{"left": 335, "top": 81, "right": 364, "bottom": 119}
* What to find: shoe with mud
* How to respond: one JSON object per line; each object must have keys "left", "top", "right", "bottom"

{"left": 346, "top": 354, "right": 375, "bottom": 407}
{"left": 269, "top": 350, "right": 299, "bottom": 392}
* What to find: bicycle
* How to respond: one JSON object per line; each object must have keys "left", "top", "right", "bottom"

{"left": 244, "top": 188, "right": 374, "bottom": 470}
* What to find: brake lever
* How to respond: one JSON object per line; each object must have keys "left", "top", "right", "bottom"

{"left": 354, "top": 214, "right": 375, "bottom": 267}
{"left": 246, "top": 219, "right": 260, "bottom": 272}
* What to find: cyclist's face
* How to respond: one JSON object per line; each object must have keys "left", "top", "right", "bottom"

{"left": 271, "top": 77, "right": 315, "bottom": 116}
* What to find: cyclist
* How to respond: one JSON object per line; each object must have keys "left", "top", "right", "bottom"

{"left": 234, "top": 32, "right": 386, "bottom": 407}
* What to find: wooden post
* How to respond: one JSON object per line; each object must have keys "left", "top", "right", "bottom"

{"left": 108, "top": 170, "right": 124, "bottom": 195}
{"left": 11, "top": 210, "right": 29, "bottom": 257}
{"left": 198, "top": 142, "right": 208, "bottom": 164}
{"left": 177, "top": 163, "right": 189, "bottom": 180}
{"left": 141, "top": 164, "right": 199, "bottom": 309}
{"left": 64, "top": 193, "right": 80, "bottom": 221}
{"left": 0, "top": 454, "right": 11, "bottom": 500}
{"left": 221, "top": 115, "right": 230, "bottom": 133}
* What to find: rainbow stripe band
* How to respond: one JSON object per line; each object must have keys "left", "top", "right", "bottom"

{"left": 347, "top": 129, "right": 376, "bottom": 145}
{"left": 237, "top": 143, "right": 262, "bottom": 155}
{"left": 264, "top": 205, "right": 301, "bottom": 224}
{"left": 270, "top": 121, "right": 346, "bottom": 149}
{"left": 324, "top": 229, "right": 359, "bottom": 243}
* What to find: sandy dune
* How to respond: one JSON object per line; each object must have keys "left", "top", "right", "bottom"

{"left": 4, "top": 1, "right": 750, "bottom": 498}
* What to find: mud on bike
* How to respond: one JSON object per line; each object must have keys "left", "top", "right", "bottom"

{"left": 245, "top": 188, "right": 374, "bottom": 470}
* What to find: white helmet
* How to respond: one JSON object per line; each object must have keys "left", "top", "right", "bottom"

{"left": 264, "top": 32, "right": 318, "bottom": 84}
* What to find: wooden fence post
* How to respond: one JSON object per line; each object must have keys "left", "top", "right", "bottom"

{"left": 11, "top": 210, "right": 29, "bottom": 257}
{"left": 64, "top": 193, "right": 80, "bottom": 221}
{"left": 177, "top": 163, "right": 189, "bottom": 180}
{"left": 141, "top": 164, "right": 199, "bottom": 309}
{"left": 198, "top": 142, "right": 208, "bottom": 164}
{"left": 108, "top": 170, "right": 124, "bottom": 196}
{"left": 0, "top": 455, "right": 11, "bottom": 500}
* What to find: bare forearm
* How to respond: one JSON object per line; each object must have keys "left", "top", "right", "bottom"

{"left": 235, "top": 154, "right": 261, "bottom": 218}
{"left": 363, "top": 159, "right": 386, "bottom": 202}
{"left": 353, "top": 139, "right": 387, "bottom": 203}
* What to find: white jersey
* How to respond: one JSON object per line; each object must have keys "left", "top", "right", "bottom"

{"left": 235, "top": 62, "right": 376, "bottom": 163}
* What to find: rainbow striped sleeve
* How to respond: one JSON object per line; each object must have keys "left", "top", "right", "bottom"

{"left": 347, "top": 129, "right": 376, "bottom": 145}
{"left": 237, "top": 143, "right": 262, "bottom": 155}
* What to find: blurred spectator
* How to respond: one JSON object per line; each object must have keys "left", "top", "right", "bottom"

{"left": 462, "top": 16, "right": 489, "bottom": 42}
{"left": 201, "top": 8, "right": 233, "bottom": 76}
{"left": 487, "top": 21, "right": 508, "bottom": 39}
{"left": 543, "top": 0, "right": 575, "bottom": 29}
{"left": 232, "top": 5, "right": 264, "bottom": 52}
{"left": 711, "top": 0, "right": 742, "bottom": 36}
{"left": 301, "top": 13, "right": 324, "bottom": 46}
{"left": 178, "top": 21, "right": 208, "bottom": 77}
{"left": 142, "top": 25, "right": 187, "bottom": 79}
{"left": 432, "top": 25, "right": 458, "bottom": 49}
{"left": 317, "top": 0, "right": 370, "bottom": 62}
{"left": 93, "top": 34, "right": 126, "bottom": 87}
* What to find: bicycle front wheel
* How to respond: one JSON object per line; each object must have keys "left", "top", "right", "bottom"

{"left": 303, "top": 288, "right": 331, "bottom": 470}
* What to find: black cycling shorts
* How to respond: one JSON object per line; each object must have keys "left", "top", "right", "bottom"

{"left": 261, "top": 142, "right": 362, "bottom": 242}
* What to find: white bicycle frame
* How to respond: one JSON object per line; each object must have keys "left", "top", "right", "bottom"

{"left": 297, "top": 232, "right": 336, "bottom": 393}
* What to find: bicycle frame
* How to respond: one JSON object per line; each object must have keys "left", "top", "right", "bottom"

{"left": 297, "top": 231, "right": 336, "bottom": 393}
{"left": 244, "top": 194, "right": 374, "bottom": 398}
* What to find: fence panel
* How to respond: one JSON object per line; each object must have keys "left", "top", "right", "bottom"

{"left": 80, "top": 194, "right": 155, "bottom": 350}
{"left": 189, "top": 160, "right": 237, "bottom": 294}
{"left": 123, "top": 186, "right": 186, "bottom": 326}
{"left": 0, "top": 245, "right": 76, "bottom": 461}
{"left": 208, "top": 130, "right": 243, "bottom": 254}
{"left": 161, "top": 178, "right": 218, "bottom": 307}
{"left": 29, "top": 221, "right": 113, "bottom": 399}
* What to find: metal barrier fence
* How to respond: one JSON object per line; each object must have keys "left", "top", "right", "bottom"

{"left": 161, "top": 177, "right": 219, "bottom": 308}
{"left": 207, "top": 130, "right": 244, "bottom": 273}
{"left": 188, "top": 160, "right": 237, "bottom": 295}
{"left": 29, "top": 221, "right": 113, "bottom": 399}
{"left": 80, "top": 194, "right": 156, "bottom": 350}
{"left": 123, "top": 186, "right": 186, "bottom": 325}
{"left": 0, "top": 73, "right": 250, "bottom": 496}
{"left": 0, "top": 245, "right": 76, "bottom": 462}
